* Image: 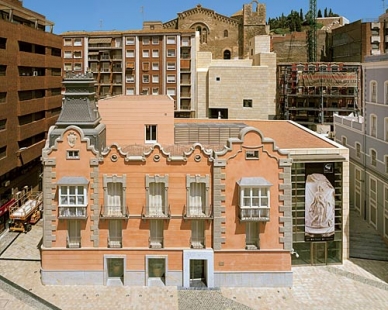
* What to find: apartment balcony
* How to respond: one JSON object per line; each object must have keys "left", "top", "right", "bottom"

{"left": 67, "top": 236, "right": 81, "bottom": 248}
{"left": 100, "top": 205, "right": 129, "bottom": 220}
{"left": 183, "top": 204, "right": 212, "bottom": 220}
{"left": 108, "top": 236, "right": 122, "bottom": 248}
{"left": 180, "top": 59, "right": 191, "bottom": 71}
{"left": 142, "top": 205, "right": 170, "bottom": 220}
{"left": 371, "top": 49, "right": 381, "bottom": 55}
{"left": 16, "top": 140, "right": 45, "bottom": 167}
{"left": 371, "top": 22, "right": 380, "bottom": 29}
{"left": 18, "top": 52, "right": 46, "bottom": 68}
{"left": 371, "top": 35, "right": 381, "bottom": 43}
{"left": 19, "top": 98, "right": 45, "bottom": 116}
{"left": 46, "top": 95, "right": 62, "bottom": 110}
{"left": 18, "top": 76, "right": 46, "bottom": 90}
{"left": 239, "top": 207, "right": 270, "bottom": 222}
{"left": 18, "top": 119, "right": 46, "bottom": 141}
{"left": 190, "top": 237, "right": 205, "bottom": 249}
{"left": 58, "top": 206, "right": 87, "bottom": 220}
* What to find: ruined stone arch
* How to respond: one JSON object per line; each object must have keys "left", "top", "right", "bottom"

{"left": 251, "top": 0, "right": 259, "bottom": 12}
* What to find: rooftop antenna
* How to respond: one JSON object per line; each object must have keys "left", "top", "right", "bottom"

{"left": 99, "top": 19, "right": 103, "bottom": 29}
{"left": 140, "top": 6, "right": 144, "bottom": 22}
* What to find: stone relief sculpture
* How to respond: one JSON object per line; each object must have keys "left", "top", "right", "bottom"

{"left": 305, "top": 173, "right": 335, "bottom": 238}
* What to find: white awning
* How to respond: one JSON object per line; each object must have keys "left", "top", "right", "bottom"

{"left": 237, "top": 177, "right": 272, "bottom": 187}
{"left": 57, "top": 176, "right": 89, "bottom": 185}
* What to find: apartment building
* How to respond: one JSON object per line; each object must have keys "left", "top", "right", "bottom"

{"left": 40, "top": 72, "right": 349, "bottom": 287}
{"left": 277, "top": 62, "right": 362, "bottom": 133}
{"left": 334, "top": 53, "right": 388, "bottom": 244}
{"left": 61, "top": 23, "right": 197, "bottom": 118}
{"left": 330, "top": 11, "right": 388, "bottom": 62}
{"left": 0, "top": 0, "right": 62, "bottom": 232}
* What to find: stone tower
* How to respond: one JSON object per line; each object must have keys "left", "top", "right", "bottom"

{"left": 241, "top": 1, "right": 269, "bottom": 58}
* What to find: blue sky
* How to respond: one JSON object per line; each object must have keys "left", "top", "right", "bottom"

{"left": 23, "top": 0, "right": 384, "bottom": 34}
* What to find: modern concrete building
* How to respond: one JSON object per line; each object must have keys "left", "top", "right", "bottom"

{"left": 196, "top": 35, "right": 276, "bottom": 120}
{"left": 276, "top": 62, "right": 362, "bottom": 133}
{"left": 40, "top": 72, "right": 349, "bottom": 287}
{"left": 334, "top": 53, "right": 388, "bottom": 244}
{"left": 0, "top": 0, "right": 62, "bottom": 233}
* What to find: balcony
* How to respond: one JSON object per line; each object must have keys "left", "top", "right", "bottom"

{"left": 190, "top": 237, "right": 205, "bottom": 249}
{"left": 108, "top": 236, "right": 122, "bottom": 248}
{"left": 58, "top": 206, "right": 87, "bottom": 220}
{"left": 183, "top": 204, "right": 212, "bottom": 220}
{"left": 239, "top": 207, "right": 270, "bottom": 222}
{"left": 142, "top": 205, "right": 170, "bottom": 220}
{"left": 100, "top": 205, "right": 129, "bottom": 220}
{"left": 371, "top": 35, "right": 381, "bottom": 43}
{"left": 149, "top": 237, "right": 163, "bottom": 249}
{"left": 67, "top": 236, "right": 81, "bottom": 248}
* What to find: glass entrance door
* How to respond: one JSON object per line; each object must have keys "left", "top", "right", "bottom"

{"left": 311, "top": 242, "right": 327, "bottom": 265}
{"left": 190, "top": 259, "right": 206, "bottom": 287}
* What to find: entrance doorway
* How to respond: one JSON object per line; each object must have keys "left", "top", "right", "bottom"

{"left": 106, "top": 257, "right": 124, "bottom": 285}
{"left": 190, "top": 259, "right": 206, "bottom": 287}
{"left": 311, "top": 242, "right": 327, "bottom": 265}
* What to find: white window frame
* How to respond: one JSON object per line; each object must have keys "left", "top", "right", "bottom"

{"left": 64, "top": 51, "right": 72, "bottom": 58}
{"left": 142, "top": 37, "right": 150, "bottom": 45}
{"left": 64, "top": 63, "right": 72, "bottom": 71}
{"left": 152, "top": 87, "right": 159, "bottom": 95}
{"left": 245, "top": 150, "right": 259, "bottom": 160}
{"left": 167, "top": 75, "right": 176, "bottom": 83}
{"left": 239, "top": 186, "right": 270, "bottom": 221}
{"left": 145, "top": 124, "right": 157, "bottom": 143}
{"left": 126, "top": 37, "right": 135, "bottom": 45}
{"left": 126, "top": 49, "right": 135, "bottom": 57}
{"left": 152, "top": 36, "right": 159, "bottom": 45}
{"left": 67, "top": 220, "right": 81, "bottom": 248}
{"left": 66, "top": 150, "right": 80, "bottom": 159}
{"left": 167, "top": 88, "right": 176, "bottom": 96}
{"left": 152, "top": 75, "right": 159, "bottom": 83}
{"left": 167, "top": 49, "right": 176, "bottom": 57}
{"left": 126, "top": 88, "right": 135, "bottom": 95}
{"left": 142, "top": 50, "right": 150, "bottom": 58}
{"left": 356, "top": 142, "right": 361, "bottom": 158}
{"left": 74, "top": 38, "right": 82, "bottom": 46}
{"left": 73, "top": 51, "right": 82, "bottom": 58}
{"left": 150, "top": 220, "right": 164, "bottom": 248}
{"left": 370, "top": 114, "right": 377, "bottom": 137}
{"left": 191, "top": 220, "right": 205, "bottom": 248}
{"left": 152, "top": 62, "right": 159, "bottom": 70}
{"left": 186, "top": 175, "right": 209, "bottom": 216}
{"left": 74, "top": 63, "right": 82, "bottom": 71}
{"left": 371, "top": 149, "right": 377, "bottom": 166}
{"left": 167, "top": 62, "right": 176, "bottom": 70}
{"left": 167, "top": 36, "right": 176, "bottom": 44}
{"left": 152, "top": 49, "right": 159, "bottom": 58}
{"left": 370, "top": 80, "right": 377, "bottom": 103}
{"left": 59, "top": 185, "right": 87, "bottom": 207}
{"left": 143, "top": 74, "right": 149, "bottom": 83}
{"left": 64, "top": 38, "right": 72, "bottom": 46}
{"left": 126, "top": 74, "right": 134, "bottom": 83}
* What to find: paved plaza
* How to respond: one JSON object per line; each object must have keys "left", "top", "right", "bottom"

{"left": 0, "top": 217, "right": 388, "bottom": 309}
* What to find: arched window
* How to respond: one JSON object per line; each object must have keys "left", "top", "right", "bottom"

{"left": 224, "top": 30, "right": 228, "bottom": 38}
{"left": 370, "top": 114, "right": 377, "bottom": 137}
{"left": 370, "top": 80, "right": 377, "bottom": 103}
{"left": 192, "top": 23, "right": 209, "bottom": 44}
{"left": 223, "top": 50, "right": 231, "bottom": 59}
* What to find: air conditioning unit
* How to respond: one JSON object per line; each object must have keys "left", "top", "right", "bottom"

{"left": 2, "top": 180, "right": 10, "bottom": 187}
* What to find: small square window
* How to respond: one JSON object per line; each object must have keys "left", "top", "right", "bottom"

{"left": 74, "top": 63, "right": 82, "bottom": 71}
{"left": 243, "top": 99, "right": 253, "bottom": 108}
{"left": 74, "top": 38, "right": 82, "bottom": 46}
{"left": 216, "top": 77, "right": 220, "bottom": 81}
{"left": 152, "top": 63, "right": 159, "bottom": 70}
{"left": 167, "top": 49, "right": 176, "bottom": 57}
{"left": 167, "top": 36, "right": 176, "bottom": 44}
{"left": 142, "top": 50, "right": 150, "bottom": 58}
{"left": 167, "top": 75, "right": 175, "bottom": 83}
{"left": 167, "top": 62, "right": 176, "bottom": 70}
{"left": 64, "top": 51, "right": 72, "bottom": 58}
{"left": 126, "top": 37, "right": 135, "bottom": 45}
{"left": 143, "top": 37, "right": 150, "bottom": 45}
{"left": 146, "top": 125, "right": 157, "bottom": 142}
{"left": 143, "top": 75, "right": 150, "bottom": 83}
{"left": 73, "top": 51, "right": 82, "bottom": 58}
{"left": 152, "top": 37, "right": 159, "bottom": 45}
{"left": 126, "top": 88, "right": 135, "bottom": 95}
{"left": 126, "top": 50, "right": 135, "bottom": 57}
{"left": 152, "top": 88, "right": 159, "bottom": 95}
{"left": 152, "top": 50, "right": 159, "bottom": 57}
{"left": 64, "top": 38, "right": 72, "bottom": 46}
{"left": 167, "top": 88, "right": 176, "bottom": 96}
{"left": 152, "top": 75, "right": 159, "bottom": 83}
{"left": 245, "top": 150, "right": 259, "bottom": 159}
{"left": 67, "top": 150, "right": 80, "bottom": 159}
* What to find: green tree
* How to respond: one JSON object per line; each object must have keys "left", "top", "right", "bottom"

{"left": 317, "top": 9, "right": 322, "bottom": 18}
